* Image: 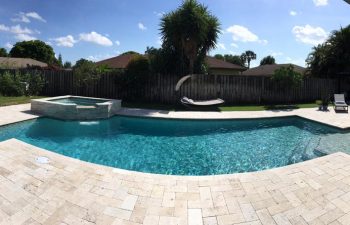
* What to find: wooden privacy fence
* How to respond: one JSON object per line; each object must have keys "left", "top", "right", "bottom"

{"left": 3, "top": 69, "right": 350, "bottom": 104}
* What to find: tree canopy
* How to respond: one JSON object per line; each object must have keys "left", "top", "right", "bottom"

{"left": 306, "top": 25, "right": 350, "bottom": 77}
{"left": 260, "top": 55, "right": 276, "bottom": 65}
{"left": 160, "top": 0, "right": 220, "bottom": 74}
{"left": 121, "top": 51, "right": 139, "bottom": 56}
{"left": 214, "top": 54, "right": 245, "bottom": 67}
{"left": 0, "top": 48, "right": 8, "bottom": 57}
{"left": 240, "top": 50, "right": 256, "bottom": 68}
{"left": 9, "top": 40, "right": 56, "bottom": 65}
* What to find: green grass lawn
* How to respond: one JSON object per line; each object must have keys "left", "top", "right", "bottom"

{"left": 0, "top": 96, "right": 46, "bottom": 107}
{"left": 0, "top": 96, "right": 319, "bottom": 111}
{"left": 122, "top": 102, "right": 319, "bottom": 112}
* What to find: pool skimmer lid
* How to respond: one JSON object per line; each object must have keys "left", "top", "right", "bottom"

{"left": 36, "top": 156, "right": 50, "bottom": 164}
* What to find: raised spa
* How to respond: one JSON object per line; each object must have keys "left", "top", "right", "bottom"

{"left": 31, "top": 96, "right": 121, "bottom": 120}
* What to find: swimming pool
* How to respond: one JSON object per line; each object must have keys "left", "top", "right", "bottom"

{"left": 0, "top": 116, "right": 346, "bottom": 175}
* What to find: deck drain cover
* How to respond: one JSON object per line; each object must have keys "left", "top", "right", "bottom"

{"left": 36, "top": 156, "right": 50, "bottom": 164}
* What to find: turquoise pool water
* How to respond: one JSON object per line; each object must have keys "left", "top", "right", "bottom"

{"left": 0, "top": 116, "right": 345, "bottom": 175}
{"left": 49, "top": 97, "right": 107, "bottom": 105}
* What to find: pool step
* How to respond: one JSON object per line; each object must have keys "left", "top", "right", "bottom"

{"left": 76, "top": 105, "right": 97, "bottom": 109}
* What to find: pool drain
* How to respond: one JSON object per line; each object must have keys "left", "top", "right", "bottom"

{"left": 36, "top": 156, "right": 50, "bottom": 164}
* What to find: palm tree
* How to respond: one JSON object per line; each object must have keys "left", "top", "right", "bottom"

{"left": 160, "top": 0, "right": 220, "bottom": 74}
{"left": 306, "top": 25, "right": 350, "bottom": 77}
{"left": 243, "top": 50, "right": 256, "bottom": 68}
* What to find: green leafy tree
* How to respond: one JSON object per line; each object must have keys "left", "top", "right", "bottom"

{"left": 224, "top": 54, "right": 244, "bottom": 66}
{"left": 73, "top": 59, "right": 100, "bottom": 87}
{"left": 306, "top": 25, "right": 350, "bottom": 77}
{"left": 121, "top": 51, "right": 139, "bottom": 56}
{"left": 63, "top": 61, "right": 72, "bottom": 69}
{"left": 145, "top": 46, "right": 179, "bottom": 74}
{"left": 214, "top": 54, "right": 224, "bottom": 60}
{"left": 9, "top": 40, "right": 56, "bottom": 64}
{"left": 271, "top": 65, "right": 303, "bottom": 88}
{"left": 0, "top": 72, "right": 24, "bottom": 96}
{"left": 160, "top": 0, "right": 220, "bottom": 74}
{"left": 0, "top": 48, "right": 8, "bottom": 57}
{"left": 241, "top": 50, "right": 256, "bottom": 68}
{"left": 19, "top": 72, "right": 45, "bottom": 96}
{"left": 260, "top": 55, "right": 276, "bottom": 65}
{"left": 123, "top": 55, "right": 150, "bottom": 99}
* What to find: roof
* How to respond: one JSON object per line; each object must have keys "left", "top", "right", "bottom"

{"left": 95, "top": 54, "right": 138, "bottom": 69}
{"left": 241, "top": 64, "right": 306, "bottom": 76}
{"left": 96, "top": 54, "right": 246, "bottom": 71}
{"left": 0, "top": 57, "right": 47, "bottom": 69}
{"left": 206, "top": 56, "right": 246, "bottom": 71}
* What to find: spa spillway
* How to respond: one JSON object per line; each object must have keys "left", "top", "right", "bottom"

{"left": 31, "top": 96, "right": 122, "bottom": 120}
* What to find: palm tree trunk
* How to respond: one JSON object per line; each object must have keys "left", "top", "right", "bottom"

{"left": 189, "top": 58, "right": 194, "bottom": 74}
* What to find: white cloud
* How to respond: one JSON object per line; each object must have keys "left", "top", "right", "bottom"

{"left": 87, "top": 53, "right": 113, "bottom": 62}
{"left": 0, "top": 24, "right": 37, "bottom": 41}
{"left": 11, "top": 12, "right": 46, "bottom": 23}
{"left": 115, "top": 40, "right": 120, "bottom": 46}
{"left": 5, "top": 42, "right": 13, "bottom": 49}
{"left": 290, "top": 11, "right": 297, "bottom": 16}
{"left": 226, "top": 25, "right": 267, "bottom": 44}
{"left": 79, "top": 31, "right": 113, "bottom": 46}
{"left": 0, "top": 24, "right": 34, "bottom": 35}
{"left": 138, "top": 23, "right": 147, "bottom": 31}
{"left": 10, "top": 24, "right": 33, "bottom": 34}
{"left": 230, "top": 43, "right": 239, "bottom": 48}
{"left": 26, "top": 12, "right": 46, "bottom": 22}
{"left": 0, "top": 24, "right": 9, "bottom": 32}
{"left": 313, "top": 0, "right": 328, "bottom": 6}
{"left": 292, "top": 24, "right": 328, "bottom": 45}
{"left": 217, "top": 43, "right": 226, "bottom": 50}
{"left": 15, "top": 33, "right": 37, "bottom": 41}
{"left": 52, "top": 35, "right": 77, "bottom": 47}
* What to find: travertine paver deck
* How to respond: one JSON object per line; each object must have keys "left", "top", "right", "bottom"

{"left": 2, "top": 104, "right": 350, "bottom": 224}
{"left": 116, "top": 107, "right": 350, "bottom": 129}
{"left": 0, "top": 104, "right": 39, "bottom": 126}
{"left": 1, "top": 139, "right": 350, "bottom": 225}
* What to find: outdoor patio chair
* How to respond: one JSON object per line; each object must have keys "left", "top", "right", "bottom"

{"left": 334, "top": 94, "right": 348, "bottom": 112}
{"left": 181, "top": 97, "right": 225, "bottom": 107}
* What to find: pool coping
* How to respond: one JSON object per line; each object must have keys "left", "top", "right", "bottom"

{"left": 115, "top": 107, "right": 350, "bottom": 130}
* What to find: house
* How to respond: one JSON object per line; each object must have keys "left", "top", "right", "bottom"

{"left": 0, "top": 57, "right": 48, "bottom": 69}
{"left": 206, "top": 56, "right": 246, "bottom": 75}
{"left": 95, "top": 54, "right": 246, "bottom": 75}
{"left": 242, "top": 64, "right": 306, "bottom": 76}
{"left": 95, "top": 54, "right": 138, "bottom": 70}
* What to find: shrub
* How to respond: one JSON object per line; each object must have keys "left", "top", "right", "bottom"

{"left": 124, "top": 55, "right": 150, "bottom": 85}
{"left": 123, "top": 55, "right": 150, "bottom": 99}
{"left": 0, "top": 72, "right": 24, "bottom": 96}
{"left": 271, "top": 65, "right": 303, "bottom": 88}
{"left": 73, "top": 59, "right": 101, "bottom": 87}
{"left": 20, "top": 71, "right": 45, "bottom": 96}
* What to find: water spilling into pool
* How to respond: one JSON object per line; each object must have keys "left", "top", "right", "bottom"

{"left": 0, "top": 116, "right": 346, "bottom": 175}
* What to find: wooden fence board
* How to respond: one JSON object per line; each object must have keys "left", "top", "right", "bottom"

{"left": 1, "top": 69, "right": 348, "bottom": 104}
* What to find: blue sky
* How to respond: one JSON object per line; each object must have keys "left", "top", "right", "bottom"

{"left": 0, "top": 0, "right": 349, "bottom": 67}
